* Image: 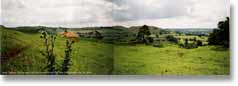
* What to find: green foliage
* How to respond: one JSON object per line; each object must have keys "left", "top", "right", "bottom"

{"left": 181, "top": 43, "right": 198, "bottom": 49}
{"left": 146, "top": 37, "right": 154, "bottom": 43}
{"left": 1, "top": 28, "right": 47, "bottom": 74}
{"left": 60, "top": 40, "right": 75, "bottom": 75}
{"left": 94, "top": 31, "right": 104, "bottom": 40}
{"left": 208, "top": 17, "right": 229, "bottom": 48}
{"left": 166, "top": 35, "right": 178, "bottom": 43}
{"left": 135, "top": 25, "right": 153, "bottom": 45}
{"left": 40, "top": 30, "right": 76, "bottom": 75}
{"left": 189, "top": 37, "right": 197, "bottom": 41}
{"left": 196, "top": 40, "right": 203, "bottom": 46}
{"left": 152, "top": 42, "right": 164, "bottom": 48}
{"left": 12, "top": 26, "right": 58, "bottom": 34}
{"left": 179, "top": 38, "right": 198, "bottom": 49}
{"left": 15, "top": 27, "right": 43, "bottom": 33}
{"left": 1, "top": 28, "right": 114, "bottom": 75}
{"left": 1, "top": 26, "right": 229, "bottom": 75}
{"left": 185, "top": 38, "right": 189, "bottom": 45}
{"left": 0, "top": 28, "right": 27, "bottom": 56}
{"left": 40, "top": 31, "right": 57, "bottom": 75}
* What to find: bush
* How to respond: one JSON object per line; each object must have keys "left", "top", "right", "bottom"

{"left": 60, "top": 40, "right": 75, "bottom": 75}
{"left": 180, "top": 41, "right": 198, "bottom": 49}
{"left": 208, "top": 17, "right": 229, "bottom": 48}
{"left": 166, "top": 35, "right": 178, "bottom": 43}
{"left": 145, "top": 37, "right": 154, "bottom": 45}
{"left": 196, "top": 40, "right": 203, "bottom": 46}
{"left": 153, "top": 42, "right": 164, "bottom": 48}
{"left": 135, "top": 25, "right": 153, "bottom": 45}
{"left": 40, "top": 31, "right": 57, "bottom": 75}
{"left": 186, "top": 43, "right": 198, "bottom": 49}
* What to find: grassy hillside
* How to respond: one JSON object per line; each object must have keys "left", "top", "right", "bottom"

{"left": 0, "top": 27, "right": 229, "bottom": 75}
{"left": 1, "top": 28, "right": 114, "bottom": 75}
{"left": 113, "top": 44, "right": 229, "bottom": 75}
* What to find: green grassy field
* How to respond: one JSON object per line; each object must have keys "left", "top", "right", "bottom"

{"left": 1, "top": 28, "right": 114, "bottom": 75}
{"left": 0, "top": 28, "right": 230, "bottom": 75}
{"left": 113, "top": 44, "right": 229, "bottom": 75}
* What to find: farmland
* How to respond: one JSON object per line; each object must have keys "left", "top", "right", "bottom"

{"left": 0, "top": 25, "right": 229, "bottom": 75}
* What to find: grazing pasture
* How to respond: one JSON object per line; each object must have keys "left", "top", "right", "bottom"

{"left": 113, "top": 44, "right": 229, "bottom": 75}
{"left": 0, "top": 25, "right": 229, "bottom": 75}
{"left": 1, "top": 28, "right": 114, "bottom": 75}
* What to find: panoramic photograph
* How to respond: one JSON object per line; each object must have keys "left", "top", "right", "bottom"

{"left": 0, "top": 0, "right": 230, "bottom": 75}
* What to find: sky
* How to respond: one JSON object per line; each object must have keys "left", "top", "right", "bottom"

{"left": 0, "top": 0, "right": 230, "bottom": 28}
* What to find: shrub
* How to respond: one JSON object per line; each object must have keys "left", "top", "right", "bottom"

{"left": 180, "top": 43, "right": 197, "bottom": 49}
{"left": 153, "top": 43, "right": 164, "bottom": 48}
{"left": 145, "top": 37, "right": 154, "bottom": 45}
{"left": 135, "top": 25, "right": 153, "bottom": 44}
{"left": 208, "top": 17, "right": 229, "bottom": 48}
{"left": 179, "top": 39, "right": 198, "bottom": 49}
{"left": 60, "top": 40, "right": 75, "bottom": 75}
{"left": 40, "top": 31, "right": 57, "bottom": 75}
{"left": 166, "top": 35, "right": 178, "bottom": 43}
{"left": 196, "top": 40, "right": 203, "bottom": 46}
{"left": 185, "top": 43, "right": 198, "bottom": 49}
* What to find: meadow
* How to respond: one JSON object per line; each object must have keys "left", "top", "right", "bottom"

{"left": 114, "top": 44, "right": 229, "bottom": 75}
{"left": 1, "top": 28, "right": 114, "bottom": 75}
{"left": 0, "top": 25, "right": 230, "bottom": 75}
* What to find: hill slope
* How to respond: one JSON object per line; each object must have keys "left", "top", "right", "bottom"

{"left": 1, "top": 28, "right": 114, "bottom": 75}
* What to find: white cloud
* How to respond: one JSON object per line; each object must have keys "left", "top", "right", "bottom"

{"left": 110, "top": 0, "right": 230, "bottom": 28}
{"left": 0, "top": 0, "right": 2, "bottom": 24}
{"left": 0, "top": 0, "right": 230, "bottom": 28}
{"left": 111, "top": 0, "right": 191, "bottom": 21}
{"left": 1, "top": 0, "right": 114, "bottom": 27}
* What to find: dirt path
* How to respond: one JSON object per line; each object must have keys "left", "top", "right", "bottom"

{"left": 1, "top": 46, "right": 28, "bottom": 62}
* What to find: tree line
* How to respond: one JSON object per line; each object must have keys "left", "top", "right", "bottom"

{"left": 134, "top": 17, "right": 229, "bottom": 49}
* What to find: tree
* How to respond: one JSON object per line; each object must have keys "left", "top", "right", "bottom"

{"left": 208, "top": 17, "right": 229, "bottom": 48}
{"left": 135, "top": 25, "right": 153, "bottom": 44}
{"left": 166, "top": 35, "right": 178, "bottom": 43}
{"left": 185, "top": 38, "right": 188, "bottom": 46}
{"left": 193, "top": 37, "right": 197, "bottom": 41}
{"left": 94, "top": 31, "right": 103, "bottom": 40}
{"left": 196, "top": 40, "right": 203, "bottom": 46}
{"left": 180, "top": 38, "right": 198, "bottom": 49}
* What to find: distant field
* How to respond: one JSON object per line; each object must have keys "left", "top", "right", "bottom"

{"left": 176, "top": 35, "right": 209, "bottom": 45}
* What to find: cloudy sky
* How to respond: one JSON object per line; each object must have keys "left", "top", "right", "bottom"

{"left": 0, "top": 0, "right": 230, "bottom": 28}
